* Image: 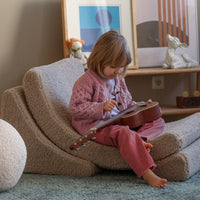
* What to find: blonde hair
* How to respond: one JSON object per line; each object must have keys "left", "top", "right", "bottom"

{"left": 87, "top": 30, "right": 132, "bottom": 78}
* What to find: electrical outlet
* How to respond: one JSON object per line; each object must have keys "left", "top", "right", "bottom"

{"left": 152, "top": 75, "right": 164, "bottom": 89}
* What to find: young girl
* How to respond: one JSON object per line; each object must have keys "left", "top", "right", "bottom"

{"left": 69, "top": 30, "right": 167, "bottom": 188}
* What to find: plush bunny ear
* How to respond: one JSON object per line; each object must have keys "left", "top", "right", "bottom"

{"left": 81, "top": 40, "right": 85, "bottom": 45}
{"left": 66, "top": 40, "right": 72, "bottom": 48}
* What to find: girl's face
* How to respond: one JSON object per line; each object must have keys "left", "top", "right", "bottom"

{"left": 102, "top": 60, "right": 127, "bottom": 79}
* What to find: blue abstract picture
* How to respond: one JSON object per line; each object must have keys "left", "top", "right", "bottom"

{"left": 79, "top": 6, "right": 120, "bottom": 52}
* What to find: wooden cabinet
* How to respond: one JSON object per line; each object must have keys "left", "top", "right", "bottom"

{"left": 126, "top": 67, "right": 200, "bottom": 116}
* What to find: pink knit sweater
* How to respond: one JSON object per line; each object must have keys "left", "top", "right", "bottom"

{"left": 69, "top": 70, "right": 136, "bottom": 135}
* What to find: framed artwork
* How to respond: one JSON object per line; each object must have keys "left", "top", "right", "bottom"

{"left": 62, "top": 0, "right": 138, "bottom": 69}
{"left": 135, "top": 0, "right": 199, "bottom": 67}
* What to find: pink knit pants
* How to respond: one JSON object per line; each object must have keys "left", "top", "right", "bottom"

{"left": 94, "top": 118, "right": 165, "bottom": 177}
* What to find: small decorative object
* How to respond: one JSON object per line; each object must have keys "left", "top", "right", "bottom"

{"left": 182, "top": 91, "right": 189, "bottom": 98}
{"left": 163, "top": 34, "right": 199, "bottom": 69}
{"left": 193, "top": 90, "right": 200, "bottom": 97}
{"left": 0, "top": 119, "right": 27, "bottom": 192}
{"left": 66, "top": 38, "right": 88, "bottom": 69}
{"left": 176, "top": 90, "right": 200, "bottom": 108}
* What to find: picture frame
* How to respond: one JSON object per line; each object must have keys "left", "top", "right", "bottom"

{"left": 61, "top": 0, "right": 138, "bottom": 69}
{"left": 135, "top": 0, "right": 199, "bottom": 67}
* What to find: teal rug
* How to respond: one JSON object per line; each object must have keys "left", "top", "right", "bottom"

{"left": 1, "top": 170, "right": 200, "bottom": 200}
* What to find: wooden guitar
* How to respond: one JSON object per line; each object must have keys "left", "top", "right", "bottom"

{"left": 70, "top": 101, "right": 162, "bottom": 150}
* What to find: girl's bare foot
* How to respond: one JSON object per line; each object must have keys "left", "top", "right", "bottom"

{"left": 143, "top": 169, "right": 167, "bottom": 188}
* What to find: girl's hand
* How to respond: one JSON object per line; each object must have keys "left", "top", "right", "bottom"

{"left": 104, "top": 100, "right": 118, "bottom": 112}
{"left": 147, "top": 99, "right": 152, "bottom": 103}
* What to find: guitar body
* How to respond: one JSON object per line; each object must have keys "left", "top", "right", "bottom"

{"left": 98, "top": 102, "right": 161, "bottom": 130}
{"left": 120, "top": 102, "right": 161, "bottom": 129}
{"left": 70, "top": 102, "right": 162, "bottom": 150}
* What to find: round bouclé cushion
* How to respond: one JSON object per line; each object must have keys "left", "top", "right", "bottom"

{"left": 0, "top": 119, "right": 27, "bottom": 192}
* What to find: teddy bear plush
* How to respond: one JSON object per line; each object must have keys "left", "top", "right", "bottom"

{"left": 66, "top": 38, "right": 87, "bottom": 69}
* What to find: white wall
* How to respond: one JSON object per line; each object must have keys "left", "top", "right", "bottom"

{"left": 0, "top": 0, "right": 200, "bottom": 119}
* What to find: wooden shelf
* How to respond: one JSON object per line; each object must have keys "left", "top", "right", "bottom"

{"left": 126, "top": 66, "right": 200, "bottom": 76}
{"left": 161, "top": 106, "right": 200, "bottom": 115}
{"left": 126, "top": 66, "right": 200, "bottom": 116}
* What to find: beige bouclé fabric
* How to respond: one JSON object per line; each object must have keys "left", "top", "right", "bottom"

{"left": 1, "top": 58, "right": 200, "bottom": 181}
{"left": 150, "top": 112, "right": 200, "bottom": 160}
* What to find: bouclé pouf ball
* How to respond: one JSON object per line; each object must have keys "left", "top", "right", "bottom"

{"left": 0, "top": 119, "right": 27, "bottom": 192}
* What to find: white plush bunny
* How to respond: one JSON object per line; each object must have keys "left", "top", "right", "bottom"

{"left": 163, "top": 34, "right": 198, "bottom": 69}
